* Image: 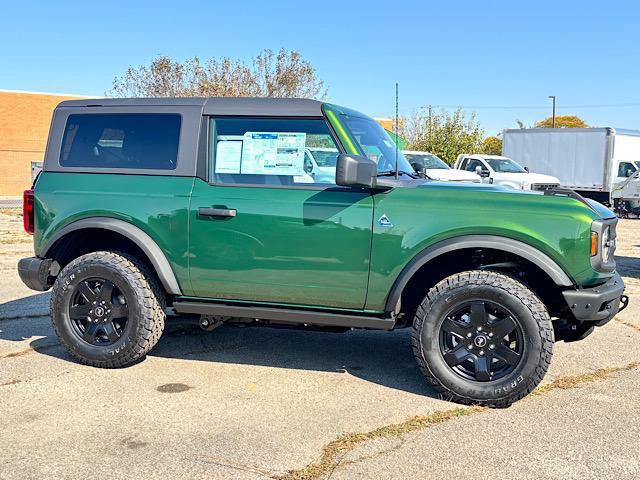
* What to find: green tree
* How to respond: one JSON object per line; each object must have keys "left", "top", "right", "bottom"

{"left": 481, "top": 136, "right": 502, "bottom": 155}
{"left": 108, "top": 49, "right": 326, "bottom": 99}
{"left": 535, "top": 115, "right": 588, "bottom": 128}
{"left": 400, "top": 109, "right": 485, "bottom": 164}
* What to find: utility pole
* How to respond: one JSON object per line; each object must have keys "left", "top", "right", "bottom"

{"left": 428, "top": 104, "right": 432, "bottom": 146}
{"left": 548, "top": 95, "right": 556, "bottom": 128}
{"left": 395, "top": 82, "right": 399, "bottom": 179}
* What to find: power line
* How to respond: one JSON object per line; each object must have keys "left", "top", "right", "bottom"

{"left": 423, "top": 102, "right": 640, "bottom": 110}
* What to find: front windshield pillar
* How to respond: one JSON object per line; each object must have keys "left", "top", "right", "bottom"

{"left": 322, "top": 106, "right": 361, "bottom": 156}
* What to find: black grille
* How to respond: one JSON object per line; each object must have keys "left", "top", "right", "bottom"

{"left": 531, "top": 183, "right": 559, "bottom": 191}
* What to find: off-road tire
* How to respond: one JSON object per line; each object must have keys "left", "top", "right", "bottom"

{"left": 51, "top": 251, "right": 166, "bottom": 368}
{"left": 412, "top": 270, "right": 554, "bottom": 407}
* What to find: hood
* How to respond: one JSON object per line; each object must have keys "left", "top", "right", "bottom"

{"left": 493, "top": 172, "right": 559, "bottom": 184}
{"left": 426, "top": 168, "right": 480, "bottom": 182}
{"left": 524, "top": 173, "right": 561, "bottom": 184}
{"left": 585, "top": 198, "right": 616, "bottom": 219}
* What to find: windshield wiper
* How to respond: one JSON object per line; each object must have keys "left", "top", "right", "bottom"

{"left": 377, "top": 170, "right": 417, "bottom": 178}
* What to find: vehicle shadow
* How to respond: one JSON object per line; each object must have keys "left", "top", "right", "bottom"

{"left": 615, "top": 255, "right": 640, "bottom": 280}
{"left": 155, "top": 320, "right": 438, "bottom": 397}
{"left": 0, "top": 295, "right": 438, "bottom": 398}
{"left": 0, "top": 292, "right": 50, "bottom": 319}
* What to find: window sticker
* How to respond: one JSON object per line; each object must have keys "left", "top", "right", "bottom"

{"left": 215, "top": 140, "right": 243, "bottom": 174}
{"left": 240, "top": 132, "right": 306, "bottom": 176}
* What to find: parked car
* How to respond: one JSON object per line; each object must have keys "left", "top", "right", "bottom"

{"left": 304, "top": 147, "right": 339, "bottom": 184}
{"left": 18, "top": 97, "right": 627, "bottom": 407}
{"left": 502, "top": 127, "right": 640, "bottom": 213}
{"left": 403, "top": 150, "right": 480, "bottom": 182}
{"left": 454, "top": 154, "right": 560, "bottom": 191}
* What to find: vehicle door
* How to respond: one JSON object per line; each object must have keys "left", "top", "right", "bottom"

{"left": 188, "top": 116, "right": 374, "bottom": 309}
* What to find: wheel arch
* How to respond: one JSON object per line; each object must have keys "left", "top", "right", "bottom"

{"left": 385, "top": 235, "right": 573, "bottom": 313}
{"left": 41, "top": 217, "right": 182, "bottom": 295}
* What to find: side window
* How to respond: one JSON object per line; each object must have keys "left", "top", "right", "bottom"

{"left": 210, "top": 117, "right": 339, "bottom": 186}
{"left": 466, "top": 159, "right": 483, "bottom": 172}
{"left": 618, "top": 162, "right": 636, "bottom": 178}
{"left": 60, "top": 114, "right": 181, "bottom": 170}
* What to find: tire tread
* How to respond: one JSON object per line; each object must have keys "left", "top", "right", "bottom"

{"left": 50, "top": 251, "right": 166, "bottom": 368}
{"left": 411, "top": 270, "right": 554, "bottom": 407}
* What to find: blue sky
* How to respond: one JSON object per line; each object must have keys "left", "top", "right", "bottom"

{"left": 1, "top": 0, "right": 638, "bottom": 134}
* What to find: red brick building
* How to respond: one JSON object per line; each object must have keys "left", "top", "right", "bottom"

{"left": 0, "top": 90, "right": 88, "bottom": 197}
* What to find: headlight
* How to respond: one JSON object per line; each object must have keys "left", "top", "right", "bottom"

{"left": 601, "top": 226, "right": 611, "bottom": 263}
{"left": 590, "top": 220, "right": 617, "bottom": 272}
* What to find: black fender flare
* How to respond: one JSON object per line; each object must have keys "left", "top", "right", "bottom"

{"left": 41, "top": 217, "right": 182, "bottom": 295}
{"left": 384, "top": 235, "right": 574, "bottom": 312}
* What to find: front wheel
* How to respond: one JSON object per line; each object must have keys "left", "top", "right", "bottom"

{"left": 412, "top": 271, "right": 554, "bottom": 407}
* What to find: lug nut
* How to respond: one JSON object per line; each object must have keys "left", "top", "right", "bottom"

{"left": 477, "top": 326, "right": 483, "bottom": 331}
{"left": 488, "top": 332, "right": 494, "bottom": 337}
{"left": 467, "top": 332, "right": 473, "bottom": 338}
{"left": 479, "top": 350, "right": 485, "bottom": 355}
{"left": 467, "top": 345, "right": 473, "bottom": 350}
{"left": 489, "top": 344, "right": 495, "bottom": 350}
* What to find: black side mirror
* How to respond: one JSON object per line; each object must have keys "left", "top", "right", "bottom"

{"left": 524, "top": 166, "right": 530, "bottom": 172}
{"left": 336, "top": 154, "right": 377, "bottom": 188}
{"left": 475, "top": 166, "right": 490, "bottom": 178}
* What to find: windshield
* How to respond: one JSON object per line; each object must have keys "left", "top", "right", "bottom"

{"left": 308, "top": 149, "right": 339, "bottom": 167}
{"left": 404, "top": 153, "right": 449, "bottom": 170}
{"left": 486, "top": 158, "right": 526, "bottom": 173}
{"left": 341, "top": 115, "right": 415, "bottom": 174}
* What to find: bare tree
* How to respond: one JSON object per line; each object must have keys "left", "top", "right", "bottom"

{"left": 108, "top": 49, "right": 326, "bottom": 99}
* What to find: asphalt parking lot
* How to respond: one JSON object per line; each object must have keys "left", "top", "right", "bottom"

{"left": 1, "top": 210, "right": 639, "bottom": 480}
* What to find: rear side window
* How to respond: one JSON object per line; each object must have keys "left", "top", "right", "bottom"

{"left": 60, "top": 114, "right": 181, "bottom": 170}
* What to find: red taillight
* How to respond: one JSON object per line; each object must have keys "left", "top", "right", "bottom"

{"left": 23, "top": 189, "right": 34, "bottom": 235}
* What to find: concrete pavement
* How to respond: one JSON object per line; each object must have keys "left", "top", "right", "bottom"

{"left": 1, "top": 212, "right": 639, "bottom": 480}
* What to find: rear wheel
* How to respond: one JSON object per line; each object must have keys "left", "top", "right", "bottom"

{"left": 51, "top": 251, "right": 165, "bottom": 368}
{"left": 412, "top": 270, "right": 554, "bottom": 407}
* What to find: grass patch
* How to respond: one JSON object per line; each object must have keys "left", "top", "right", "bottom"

{"left": 278, "top": 362, "right": 640, "bottom": 480}
{"left": 0, "top": 208, "right": 21, "bottom": 216}
{"left": 275, "top": 406, "right": 485, "bottom": 480}
{"left": 532, "top": 362, "right": 639, "bottom": 396}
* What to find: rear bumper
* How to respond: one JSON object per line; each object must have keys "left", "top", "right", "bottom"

{"left": 17, "top": 257, "right": 58, "bottom": 291}
{"left": 562, "top": 273, "right": 627, "bottom": 324}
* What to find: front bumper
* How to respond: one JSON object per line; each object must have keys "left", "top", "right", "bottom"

{"left": 17, "top": 256, "right": 59, "bottom": 291}
{"left": 562, "top": 273, "right": 628, "bottom": 324}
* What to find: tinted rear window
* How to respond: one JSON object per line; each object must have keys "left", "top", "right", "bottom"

{"left": 60, "top": 114, "right": 181, "bottom": 170}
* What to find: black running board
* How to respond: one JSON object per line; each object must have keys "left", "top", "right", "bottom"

{"left": 172, "top": 301, "right": 395, "bottom": 330}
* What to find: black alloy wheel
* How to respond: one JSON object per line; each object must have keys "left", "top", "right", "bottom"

{"left": 439, "top": 300, "right": 524, "bottom": 382}
{"left": 69, "top": 278, "right": 129, "bottom": 346}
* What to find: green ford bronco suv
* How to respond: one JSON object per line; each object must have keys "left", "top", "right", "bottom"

{"left": 18, "top": 97, "right": 628, "bottom": 406}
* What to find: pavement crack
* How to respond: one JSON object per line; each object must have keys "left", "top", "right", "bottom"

{"left": 615, "top": 317, "right": 640, "bottom": 333}
{"left": 273, "top": 407, "right": 484, "bottom": 480}
{"left": 194, "top": 455, "right": 276, "bottom": 478}
{"left": 0, "top": 313, "right": 50, "bottom": 322}
{"left": 277, "top": 361, "right": 640, "bottom": 480}
{"left": 0, "top": 379, "right": 22, "bottom": 387}
{"left": 0, "top": 342, "right": 59, "bottom": 359}
{"left": 531, "top": 361, "right": 639, "bottom": 396}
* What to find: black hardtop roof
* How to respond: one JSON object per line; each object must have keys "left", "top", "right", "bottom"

{"left": 56, "top": 97, "right": 326, "bottom": 117}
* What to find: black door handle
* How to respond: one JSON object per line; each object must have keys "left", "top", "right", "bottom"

{"left": 198, "top": 207, "right": 237, "bottom": 218}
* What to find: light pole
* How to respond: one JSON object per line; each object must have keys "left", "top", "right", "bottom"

{"left": 548, "top": 96, "right": 556, "bottom": 128}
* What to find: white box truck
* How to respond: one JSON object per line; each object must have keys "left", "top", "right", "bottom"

{"left": 502, "top": 128, "right": 640, "bottom": 214}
